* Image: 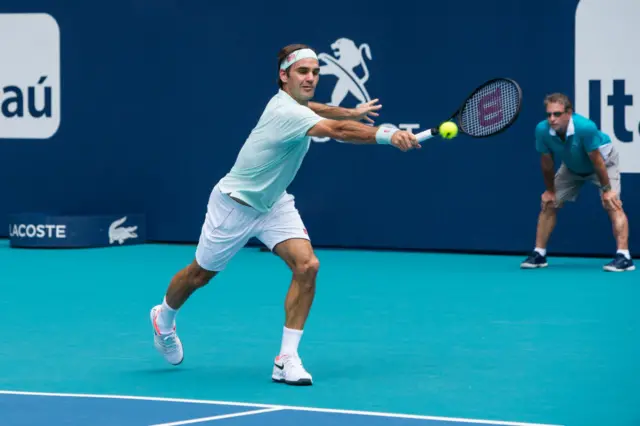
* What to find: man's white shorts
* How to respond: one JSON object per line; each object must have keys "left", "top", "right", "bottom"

{"left": 195, "top": 185, "right": 310, "bottom": 272}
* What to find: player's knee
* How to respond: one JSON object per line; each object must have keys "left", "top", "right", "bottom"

{"left": 294, "top": 256, "right": 320, "bottom": 282}
{"left": 191, "top": 273, "right": 213, "bottom": 289}
{"left": 187, "top": 261, "right": 216, "bottom": 289}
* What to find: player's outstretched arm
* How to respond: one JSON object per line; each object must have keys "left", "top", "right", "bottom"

{"left": 308, "top": 99, "right": 381, "bottom": 124}
{"left": 307, "top": 119, "right": 420, "bottom": 152}
{"left": 307, "top": 102, "right": 352, "bottom": 120}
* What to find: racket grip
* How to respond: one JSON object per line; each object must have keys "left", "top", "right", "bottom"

{"left": 416, "top": 127, "right": 438, "bottom": 143}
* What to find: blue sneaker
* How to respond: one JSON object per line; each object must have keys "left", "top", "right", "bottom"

{"left": 603, "top": 254, "right": 635, "bottom": 272}
{"left": 520, "top": 251, "right": 548, "bottom": 269}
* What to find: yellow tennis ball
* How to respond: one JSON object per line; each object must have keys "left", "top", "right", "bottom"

{"left": 439, "top": 121, "right": 458, "bottom": 139}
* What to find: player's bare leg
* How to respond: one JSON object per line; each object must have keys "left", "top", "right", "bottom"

{"left": 534, "top": 205, "right": 558, "bottom": 250}
{"left": 521, "top": 203, "right": 558, "bottom": 268}
{"left": 276, "top": 239, "right": 319, "bottom": 331}
{"left": 165, "top": 260, "right": 218, "bottom": 310}
{"left": 271, "top": 238, "right": 319, "bottom": 385}
{"left": 608, "top": 207, "right": 629, "bottom": 251}
{"left": 150, "top": 260, "right": 217, "bottom": 365}
{"left": 603, "top": 202, "right": 635, "bottom": 272}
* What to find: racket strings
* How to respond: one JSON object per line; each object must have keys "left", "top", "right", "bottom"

{"left": 460, "top": 81, "right": 520, "bottom": 137}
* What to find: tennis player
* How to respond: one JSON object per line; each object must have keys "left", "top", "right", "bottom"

{"left": 149, "top": 43, "right": 420, "bottom": 385}
{"left": 520, "top": 93, "right": 634, "bottom": 272}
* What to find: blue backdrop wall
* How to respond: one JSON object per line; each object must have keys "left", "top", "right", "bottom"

{"left": 1, "top": 0, "right": 638, "bottom": 256}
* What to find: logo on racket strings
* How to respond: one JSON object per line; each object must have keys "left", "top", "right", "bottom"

{"left": 478, "top": 87, "right": 503, "bottom": 127}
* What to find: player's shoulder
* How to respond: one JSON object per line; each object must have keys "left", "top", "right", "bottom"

{"left": 535, "top": 119, "right": 550, "bottom": 137}
{"left": 265, "top": 90, "right": 310, "bottom": 117}
{"left": 572, "top": 113, "right": 598, "bottom": 133}
{"left": 264, "top": 90, "right": 290, "bottom": 111}
{"left": 256, "top": 91, "right": 294, "bottom": 122}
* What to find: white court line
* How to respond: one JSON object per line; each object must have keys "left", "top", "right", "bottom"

{"left": 0, "top": 390, "right": 563, "bottom": 426}
{"left": 148, "top": 407, "right": 283, "bottom": 426}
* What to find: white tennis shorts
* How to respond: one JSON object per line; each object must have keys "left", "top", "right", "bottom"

{"left": 195, "top": 185, "right": 310, "bottom": 272}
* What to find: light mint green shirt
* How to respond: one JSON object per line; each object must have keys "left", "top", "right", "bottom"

{"left": 217, "top": 90, "right": 324, "bottom": 212}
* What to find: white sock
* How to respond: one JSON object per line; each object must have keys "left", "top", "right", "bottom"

{"left": 279, "top": 326, "right": 303, "bottom": 356}
{"left": 617, "top": 249, "right": 631, "bottom": 260}
{"left": 157, "top": 297, "right": 177, "bottom": 334}
{"left": 534, "top": 247, "right": 547, "bottom": 256}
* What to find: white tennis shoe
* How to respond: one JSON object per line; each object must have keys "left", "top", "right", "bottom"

{"left": 272, "top": 353, "right": 312, "bottom": 386}
{"left": 150, "top": 305, "right": 184, "bottom": 365}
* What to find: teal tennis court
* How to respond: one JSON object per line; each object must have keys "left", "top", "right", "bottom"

{"left": 0, "top": 240, "right": 638, "bottom": 426}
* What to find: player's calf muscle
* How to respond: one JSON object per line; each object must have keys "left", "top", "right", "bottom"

{"left": 166, "top": 261, "right": 216, "bottom": 308}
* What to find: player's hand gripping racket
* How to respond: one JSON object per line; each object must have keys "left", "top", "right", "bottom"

{"left": 415, "top": 78, "right": 522, "bottom": 143}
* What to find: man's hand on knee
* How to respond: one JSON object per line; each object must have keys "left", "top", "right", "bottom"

{"left": 541, "top": 190, "right": 558, "bottom": 211}
{"left": 601, "top": 190, "right": 622, "bottom": 211}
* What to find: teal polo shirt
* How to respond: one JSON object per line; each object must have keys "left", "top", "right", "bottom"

{"left": 535, "top": 113, "right": 612, "bottom": 175}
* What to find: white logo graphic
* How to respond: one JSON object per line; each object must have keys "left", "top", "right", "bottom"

{"left": 109, "top": 216, "right": 138, "bottom": 245}
{"left": 312, "top": 38, "right": 420, "bottom": 142}
{"left": 318, "top": 38, "right": 373, "bottom": 107}
{"left": 575, "top": 0, "right": 639, "bottom": 173}
{"left": 0, "top": 13, "right": 61, "bottom": 139}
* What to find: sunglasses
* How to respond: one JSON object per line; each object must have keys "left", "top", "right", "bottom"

{"left": 546, "top": 111, "right": 564, "bottom": 118}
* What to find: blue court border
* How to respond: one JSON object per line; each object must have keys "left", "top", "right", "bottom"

{"left": 0, "top": 390, "right": 563, "bottom": 426}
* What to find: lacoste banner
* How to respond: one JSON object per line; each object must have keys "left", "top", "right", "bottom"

{"left": 7, "top": 213, "right": 146, "bottom": 248}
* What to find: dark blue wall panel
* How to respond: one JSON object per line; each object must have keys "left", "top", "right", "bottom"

{"left": 1, "top": 0, "right": 637, "bottom": 256}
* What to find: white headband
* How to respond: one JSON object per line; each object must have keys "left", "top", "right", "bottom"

{"left": 280, "top": 48, "right": 318, "bottom": 70}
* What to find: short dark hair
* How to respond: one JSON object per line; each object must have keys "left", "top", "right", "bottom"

{"left": 277, "top": 43, "right": 314, "bottom": 89}
{"left": 544, "top": 93, "right": 573, "bottom": 112}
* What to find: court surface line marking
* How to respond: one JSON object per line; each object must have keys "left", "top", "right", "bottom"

{"left": 148, "top": 407, "right": 284, "bottom": 426}
{"left": 0, "top": 390, "right": 563, "bottom": 426}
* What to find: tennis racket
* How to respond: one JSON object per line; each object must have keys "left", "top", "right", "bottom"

{"left": 415, "top": 77, "right": 522, "bottom": 143}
